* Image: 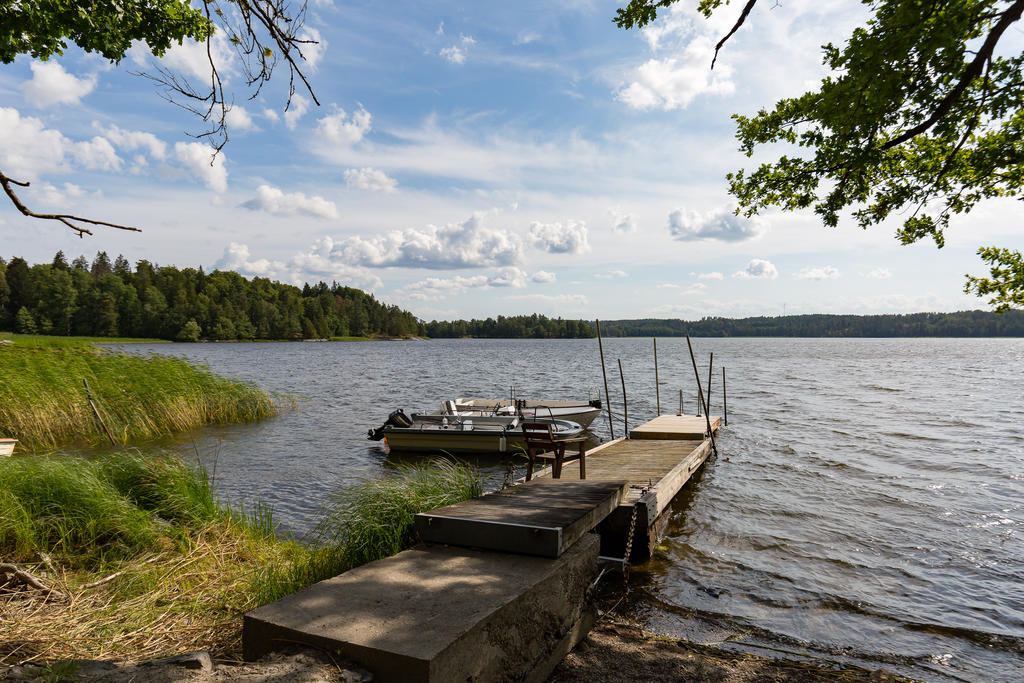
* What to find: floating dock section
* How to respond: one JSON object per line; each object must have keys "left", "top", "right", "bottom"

{"left": 244, "top": 414, "right": 721, "bottom": 681}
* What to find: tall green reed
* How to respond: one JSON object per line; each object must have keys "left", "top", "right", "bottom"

{"left": 253, "top": 459, "right": 483, "bottom": 605}
{"left": 0, "top": 337, "right": 278, "bottom": 450}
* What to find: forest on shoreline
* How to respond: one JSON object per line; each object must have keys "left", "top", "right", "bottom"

{"left": 2, "top": 252, "right": 1022, "bottom": 340}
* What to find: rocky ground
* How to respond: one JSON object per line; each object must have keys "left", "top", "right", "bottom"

{"left": 1, "top": 620, "right": 905, "bottom": 683}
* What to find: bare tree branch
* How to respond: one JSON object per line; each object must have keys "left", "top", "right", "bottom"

{"left": 0, "top": 171, "right": 141, "bottom": 237}
{"left": 712, "top": 0, "right": 759, "bottom": 69}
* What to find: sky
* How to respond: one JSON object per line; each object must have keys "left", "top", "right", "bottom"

{"left": 1, "top": 0, "right": 1020, "bottom": 321}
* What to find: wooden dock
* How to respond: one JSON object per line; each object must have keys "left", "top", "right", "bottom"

{"left": 531, "top": 417, "right": 716, "bottom": 559}
{"left": 244, "top": 413, "right": 722, "bottom": 681}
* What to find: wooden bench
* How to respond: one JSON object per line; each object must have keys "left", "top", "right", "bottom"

{"left": 521, "top": 422, "right": 587, "bottom": 480}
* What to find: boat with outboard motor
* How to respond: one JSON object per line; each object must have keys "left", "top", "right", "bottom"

{"left": 367, "top": 409, "right": 585, "bottom": 454}
{"left": 434, "top": 397, "right": 602, "bottom": 429}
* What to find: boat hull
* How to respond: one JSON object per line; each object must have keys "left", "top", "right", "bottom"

{"left": 382, "top": 417, "right": 584, "bottom": 454}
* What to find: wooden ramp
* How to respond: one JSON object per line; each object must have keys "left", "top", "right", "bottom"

{"left": 531, "top": 417, "right": 715, "bottom": 559}
{"left": 629, "top": 413, "right": 721, "bottom": 440}
{"left": 415, "top": 478, "right": 628, "bottom": 558}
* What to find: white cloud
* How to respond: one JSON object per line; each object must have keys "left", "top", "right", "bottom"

{"left": 70, "top": 137, "right": 121, "bottom": 171}
{"left": 284, "top": 94, "right": 312, "bottom": 130}
{"left": 617, "top": 6, "right": 734, "bottom": 111}
{"left": 436, "top": 22, "right": 445, "bottom": 36}
{"left": 98, "top": 124, "right": 167, "bottom": 160}
{"left": 128, "top": 34, "right": 235, "bottom": 82}
{"left": 529, "top": 220, "right": 590, "bottom": 254}
{"left": 403, "top": 267, "right": 528, "bottom": 300}
{"left": 609, "top": 208, "right": 637, "bottom": 234}
{"left": 29, "top": 182, "right": 87, "bottom": 206}
{"left": 215, "top": 239, "right": 382, "bottom": 290}
{"left": 594, "top": 270, "right": 627, "bottom": 280}
{"left": 263, "top": 108, "right": 280, "bottom": 122}
{"left": 694, "top": 271, "right": 724, "bottom": 280}
{"left": 866, "top": 267, "right": 892, "bottom": 279}
{"left": 532, "top": 270, "right": 556, "bottom": 284}
{"left": 515, "top": 32, "right": 541, "bottom": 45}
{"left": 440, "top": 35, "right": 476, "bottom": 64}
{"left": 795, "top": 265, "right": 841, "bottom": 280}
{"left": 21, "top": 61, "right": 96, "bottom": 107}
{"left": 226, "top": 106, "right": 256, "bottom": 131}
{"left": 215, "top": 242, "right": 277, "bottom": 277}
{"left": 657, "top": 283, "right": 680, "bottom": 289}
{"left": 316, "top": 106, "right": 372, "bottom": 145}
{"left": 344, "top": 167, "right": 397, "bottom": 193}
{"left": 669, "top": 206, "right": 766, "bottom": 242}
{"left": 241, "top": 184, "right": 338, "bottom": 219}
{"left": 0, "top": 108, "right": 125, "bottom": 178}
{"left": 174, "top": 142, "right": 227, "bottom": 192}
{"left": 733, "top": 259, "right": 778, "bottom": 280}
{"left": 441, "top": 45, "right": 466, "bottom": 64}
{"left": 333, "top": 213, "right": 521, "bottom": 269}
{"left": 298, "top": 27, "right": 325, "bottom": 69}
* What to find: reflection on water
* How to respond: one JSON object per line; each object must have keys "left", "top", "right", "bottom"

{"left": 101, "top": 338, "right": 1024, "bottom": 682}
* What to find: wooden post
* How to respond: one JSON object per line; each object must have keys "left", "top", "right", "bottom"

{"left": 595, "top": 320, "right": 615, "bottom": 439}
{"left": 706, "top": 352, "right": 714, "bottom": 416}
{"left": 653, "top": 338, "right": 661, "bottom": 415}
{"left": 678, "top": 388, "right": 684, "bottom": 415}
{"left": 83, "top": 378, "right": 117, "bottom": 446}
{"left": 722, "top": 366, "right": 728, "bottom": 427}
{"left": 685, "top": 336, "right": 717, "bottom": 456}
{"left": 618, "top": 358, "right": 628, "bottom": 437}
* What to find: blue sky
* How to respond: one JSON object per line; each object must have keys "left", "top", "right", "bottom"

{"left": 1, "top": 0, "right": 1019, "bottom": 320}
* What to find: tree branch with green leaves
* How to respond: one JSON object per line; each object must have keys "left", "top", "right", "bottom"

{"left": 616, "top": 0, "right": 1024, "bottom": 311}
{"left": 0, "top": 0, "right": 319, "bottom": 235}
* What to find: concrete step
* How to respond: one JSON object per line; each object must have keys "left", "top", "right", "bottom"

{"left": 415, "top": 478, "right": 628, "bottom": 558}
{"left": 244, "top": 535, "right": 600, "bottom": 682}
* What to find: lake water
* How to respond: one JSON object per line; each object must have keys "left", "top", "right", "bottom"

{"left": 103, "top": 337, "right": 1023, "bottom": 682}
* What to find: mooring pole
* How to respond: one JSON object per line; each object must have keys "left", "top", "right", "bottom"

{"left": 706, "top": 352, "right": 714, "bottom": 417}
{"left": 678, "top": 388, "right": 684, "bottom": 415}
{"left": 83, "top": 378, "right": 116, "bottom": 446}
{"left": 722, "top": 366, "right": 728, "bottom": 426}
{"left": 595, "top": 319, "right": 615, "bottom": 439}
{"left": 653, "top": 338, "right": 661, "bottom": 415}
{"left": 685, "top": 336, "right": 717, "bottom": 456}
{"left": 618, "top": 358, "right": 628, "bottom": 437}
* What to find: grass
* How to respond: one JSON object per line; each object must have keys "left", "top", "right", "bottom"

{"left": 253, "top": 458, "right": 483, "bottom": 605}
{"left": 0, "top": 451, "right": 304, "bottom": 664}
{"left": 0, "top": 334, "right": 279, "bottom": 451}
{"left": 0, "top": 454, "right": 482, "bottom": 665}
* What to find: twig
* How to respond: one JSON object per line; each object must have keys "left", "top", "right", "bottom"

{"left": 0, "top": 563, "right": 66, "bottom": 599}
{"left": 0, "top": 170, "right": 141, "bottom": 237}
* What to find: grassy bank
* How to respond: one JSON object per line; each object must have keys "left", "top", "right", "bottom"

{"left": 0, "top": 454, "right": 481, "bottom": 664}
{"left": 0, "top": 334, "right": 278, "bottom": 451}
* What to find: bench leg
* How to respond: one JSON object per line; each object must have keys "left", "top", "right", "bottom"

{"left": 525, "top": 448, "right": 535, "bottom": 481}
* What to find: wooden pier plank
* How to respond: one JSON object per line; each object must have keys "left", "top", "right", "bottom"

{"left": 629, "top": 414, "right": 721, "bottom": 440}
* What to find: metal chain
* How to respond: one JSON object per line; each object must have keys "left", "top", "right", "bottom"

{"left": 622, "top": 503, "right": 639, "bottom": 592}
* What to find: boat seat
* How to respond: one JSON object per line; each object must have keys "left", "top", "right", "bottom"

{"left": 521, "top": 422, "right": 587, "bottom": 481}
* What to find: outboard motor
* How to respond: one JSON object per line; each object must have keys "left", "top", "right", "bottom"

{"left": 589, "top": 398, "right": 602, "bottom": 409}
{"left": 367, "top": 408, "right": 414, "bottom": 441}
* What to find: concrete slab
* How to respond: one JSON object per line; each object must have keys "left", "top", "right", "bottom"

{"left": 415, "top": 478, "right": 628, "bottom": 557}
{"left": 244, "top": 535, "right": 601, "bottom": 682}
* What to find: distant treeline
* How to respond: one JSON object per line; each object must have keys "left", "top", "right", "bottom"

{"left": 0, "top": 252, "right": 423, "bottom": 340}
{"left": 593, "top": 311, "right": 1024, "bottom": 337}
{"left": 423, "top": 315, "right": 595, "bottom": 339}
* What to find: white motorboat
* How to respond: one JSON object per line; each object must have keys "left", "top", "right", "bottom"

{"left": 367, "top": 409, "right": 585, "bottom": 454}
{"left": 438, "top": 397, "right": 602, "bottom": 429}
